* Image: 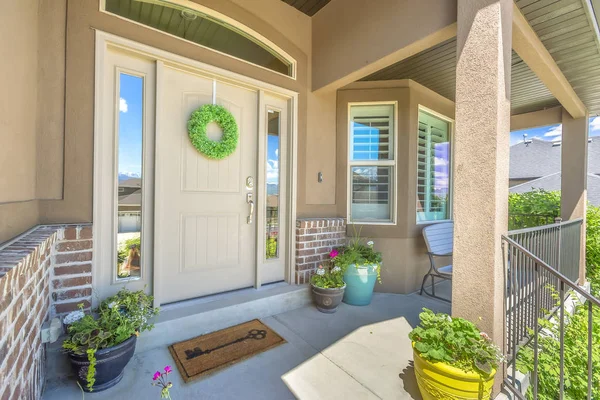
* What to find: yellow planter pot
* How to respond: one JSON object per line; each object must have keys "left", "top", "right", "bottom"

{"left": 412, "top": 345, "right": 496, "bottom": 400}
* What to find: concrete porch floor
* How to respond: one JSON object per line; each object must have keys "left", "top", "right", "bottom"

{"left": 43, "top": 283, "right": 451, "bottom": 400}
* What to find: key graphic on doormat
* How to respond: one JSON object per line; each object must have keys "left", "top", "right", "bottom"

{"left": 184, "top": 329, "right": 267, "bottom": 359}
{"left": 168, "top": 319, "right": 286, "bottom": 382}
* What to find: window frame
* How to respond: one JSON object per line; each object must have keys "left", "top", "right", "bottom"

{"left": 347, "top": 101, "right": 398, "bottom": 225}
{"left": 100, "top": 0, "right": 297, "bottom": 79}
{"left": 415, "top": 105, "right": 454, "bottom": 226}
{"left": 113, "top": 68, "right": 147, "bottom": 283}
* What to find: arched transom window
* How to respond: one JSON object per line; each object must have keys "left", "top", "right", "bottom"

{"left": 103, "top": 0, "right": 296, "bottom": 77}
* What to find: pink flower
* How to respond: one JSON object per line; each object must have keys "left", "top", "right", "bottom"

{"left": 329, "top": 249, "right": 339, "bottom": 259}
{"left": 153, "top": 371, "right": 161, "bottom": 381}
{"left": 164, "top": 366, "right": 172, "bottom": 374}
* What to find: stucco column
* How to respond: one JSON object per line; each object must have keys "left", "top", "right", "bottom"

{"left": 452, "top": 0, "right": 512, "bottom": 357}
{"left": 560, "top": 108, "right": 589, "bottom": 284}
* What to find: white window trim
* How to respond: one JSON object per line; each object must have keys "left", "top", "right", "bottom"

{"left": 416, "top": 105, "right": 454, "bottom": 226}
{"left": 100, "top": 0, "right": 297, "bottom": 80}
{"left": 347, "top": 101, "right": 398, "bottom": 225}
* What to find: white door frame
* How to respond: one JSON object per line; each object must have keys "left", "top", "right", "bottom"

{"left": 93, "top": 30, "right": 298, "bottom": 306}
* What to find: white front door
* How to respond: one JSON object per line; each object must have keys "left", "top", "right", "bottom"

{"left": 94, "top": 36, "right": 294, "bottom": 307}
{"left": 154, "top": 64, "right": 258, "bottom": 304}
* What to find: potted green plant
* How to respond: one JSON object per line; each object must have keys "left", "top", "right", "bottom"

{"left": 330, "top": 231, "right": 382, "bottom": 306}
{"left": 310, "top": 261, "right": 346, "bottom": 313}
{"left": 62, "top": 288, "right": 159, "bottom": 392}
{"left": 408, "top": 308, "right": 504, "bottom": 400}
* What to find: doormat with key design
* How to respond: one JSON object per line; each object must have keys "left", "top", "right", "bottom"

{"left": 168, "top": 319, "right": 286, "bottom": 383}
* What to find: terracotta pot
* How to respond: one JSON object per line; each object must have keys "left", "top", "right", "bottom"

{"left": 311, "top": 284, "right": 346, "bottom": 313}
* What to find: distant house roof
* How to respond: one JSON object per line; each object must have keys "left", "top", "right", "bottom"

{"left": 510, "top": 138, "right": 600, "bottom": 180}
{"left": 509, "top": 172, "right": 600, "bottom": 206}
{"left": 118, "top": 189, "right": 141, "bottom": 206}
{"left": 119, "top": 178, "right": 141, "bottom": 188}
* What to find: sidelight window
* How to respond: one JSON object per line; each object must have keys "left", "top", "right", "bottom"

{"left": 116, "top": 72, "right": 145, "bottom": 280}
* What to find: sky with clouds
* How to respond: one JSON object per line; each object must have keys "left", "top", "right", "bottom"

{"left": 118, "top": 74, "right": 143, "bottom": 177}
{"left": 510, "top": 116, "right": 600, "bottom": 145}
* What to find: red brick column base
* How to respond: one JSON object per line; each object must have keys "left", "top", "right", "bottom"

{"left": 295, "top": 218, "right": 346, "bottom": 284}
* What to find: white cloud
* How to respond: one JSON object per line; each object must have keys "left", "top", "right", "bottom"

{"left": 267, "top": 160, "right": 279, "bottom": 183}
{"left": 434, "top": 157, "right": 449, "bottom": 167}
{"left": 543, "top": 125, "right": 562, "bottom": 138}
{"left": 275, "top": 149, "right": 279, "bottom": 158}
{"left": 590, "top": 117, "right": 600, "bottom": 133}
{"left": 119, "top": 97, "right": 128, "bottom": 113}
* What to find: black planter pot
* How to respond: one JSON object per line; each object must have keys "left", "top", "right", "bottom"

{"left": 68, "top": 335, "right": 137, "bottom": 392}
{"left": 311, "top": 284, "right": 346, "bottom": 313}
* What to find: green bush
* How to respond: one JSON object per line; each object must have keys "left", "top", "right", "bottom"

{"left": 516, "top": 299, "right": 600, "bottom": 400}
{"left": 509, "top": 190, "right": 600, "bottom": 398}
{"left": 508, "top": 189, "right": 600, "bottom": 288}
{"left": 509, "top": 189, "right": 561, "bottom": 217}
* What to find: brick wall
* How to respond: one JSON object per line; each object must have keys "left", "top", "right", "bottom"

{"left": 0, "top": 224, "right": 93, "bottom": 400}
{"left": 51, "top": 226, "right": 93, "bottom": 317}
{"left": 295, "top": 218, "right": 346, "bottom": 284}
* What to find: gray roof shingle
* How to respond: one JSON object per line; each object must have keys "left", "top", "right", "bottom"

{"left": 510, "top": 138, "right": 600, "bottom": 179}
{"left": 509, "top": 173, "right": 600, "bottom": 206}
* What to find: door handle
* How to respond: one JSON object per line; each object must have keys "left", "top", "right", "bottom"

{"left": 247, "top": 198, "right": 255, "bottom": 224}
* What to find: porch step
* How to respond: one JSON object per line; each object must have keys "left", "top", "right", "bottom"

{"left": 136, "top": 283, "right": 311, "bottom": 353}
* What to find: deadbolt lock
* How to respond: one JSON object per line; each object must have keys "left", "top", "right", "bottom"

{"left": 246, "top": 176, "right": 254, "bottom": 189}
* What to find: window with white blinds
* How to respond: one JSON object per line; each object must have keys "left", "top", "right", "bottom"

{"left": 349, "top": 104, "right": 395, "bottom": 223}
{"left": 417, "top": 109, "right": 452, "bottom": 223}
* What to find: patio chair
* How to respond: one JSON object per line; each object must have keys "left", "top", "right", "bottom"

{"left": 420, "top": 222, "right": 453, "bottom": 302}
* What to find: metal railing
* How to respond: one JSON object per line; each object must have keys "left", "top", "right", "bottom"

{"left": 508, "top": 218, "right": 582, "bottom": 283}
{"left": 501, "top": 218, "right": 596, "bottom": 399}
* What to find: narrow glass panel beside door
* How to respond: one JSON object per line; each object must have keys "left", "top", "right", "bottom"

{"left": 266, "top": 110, "right": 280, "bottom": 259}
{"left": 116, "top": 73, "right": 144, "bottom": 280}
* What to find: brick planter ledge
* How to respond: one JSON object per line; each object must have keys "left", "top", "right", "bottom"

{"left": 0, "top": 224, "right": 93, "bottom": 400}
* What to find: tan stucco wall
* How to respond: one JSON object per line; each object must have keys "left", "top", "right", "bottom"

{"left": 32, "top": 0, "right": 340, "bottom": 228}
{"left": 1, "top": 1, "right": 39, "bottom": 204}
{"left": 312, "top": 0, "right": 457, "bottom": 92}
{"left": 336, "top": 80, "right": 455, "bottom": 293}
{"left": 0, "top": 1, "right": 40, "bottom": 242}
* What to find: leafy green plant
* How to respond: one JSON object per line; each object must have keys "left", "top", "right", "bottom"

{"left": 516, "top": 298, "right": 600, "bottom": 400}
{"left": 509, "top": 189, "right": 561, "bottom": 218}
{"left": 330, "top": 227, "right": 383, "bottom": 283}
{"left": 311, "top": 263, "right": 345, "bottom": 289}
{"left": 408, "top": 308, "right": 504, "bottom": 376}
{"left": 62, "top": 289, "right": 159, "bottom": 391}
{"left": 586, "top": 205, "right": 600, "bottom": 293}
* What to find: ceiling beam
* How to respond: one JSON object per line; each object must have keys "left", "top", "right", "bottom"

{"left": 512, "top": 2, "right": 587, "bottom": 119}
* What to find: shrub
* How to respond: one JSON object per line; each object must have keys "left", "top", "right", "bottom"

{"left": 508, "top": 190, "right": 600, "bottom": 290}
{"left": 516, "top": 299, "right": 600, "bottom": 400}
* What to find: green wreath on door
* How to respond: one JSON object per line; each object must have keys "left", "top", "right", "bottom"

{"left": 187, "top": 104, "right": 239, "bottom": 160}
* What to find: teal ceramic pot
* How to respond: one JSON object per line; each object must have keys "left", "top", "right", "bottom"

{"left": 342, "top": 264, "right": 378, "bottom": 306}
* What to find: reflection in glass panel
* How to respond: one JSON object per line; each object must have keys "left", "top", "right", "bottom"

{"left": 416, "top": 110, "right": 451, "bottom": 222}
{"left": 350, "top": 104, "right": 394, "bottom": 161}
{"left": 104, "top": 0, "right": 293, "bottom": 76}
{"left": 116, "top": 73, "right": 144, "bottom": 280}
{"left": 266, "top": 110, "right": 280, "bottom": 259}
{"left": 351, "top": 166, "right": 392, "bottom": 222}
